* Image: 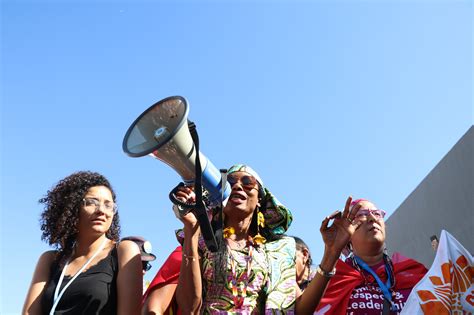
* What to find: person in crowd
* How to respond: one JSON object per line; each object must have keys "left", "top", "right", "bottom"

{"left": 142, "top": 246, "right": 182, "bottom": 315}
{"left": 430, "top": 235, "right": 439, "bottom": 252}
{"left": 22, "top": 171, "right": 143, "bottom": 315}
{"left": 171, "top": 164, "right": 364, "bottom": 313}
{"left": 293, "top": 236, "right": 316, "bottom": 292}
{"left": 315, "top": 198, "right": 428, "bottom": 315}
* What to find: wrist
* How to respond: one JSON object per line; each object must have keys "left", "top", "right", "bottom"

{"left": 316, "top": 264, "right": 336, "bottom": 278}
{"left": 321, "top": 250, "right": 341, "bottom": 269}
{"left": 320, "top": 251, "right": 339, "bottom": 273}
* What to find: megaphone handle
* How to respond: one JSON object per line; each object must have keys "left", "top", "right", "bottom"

{"left": 169, "top": 183, "right": 197, "bottom": 213}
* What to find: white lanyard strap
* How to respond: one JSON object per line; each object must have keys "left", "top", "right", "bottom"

{"left": 50, "top": 238, "right": 108, "bottom": 315}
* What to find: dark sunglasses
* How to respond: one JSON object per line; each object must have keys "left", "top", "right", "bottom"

{"left": 142, "top": 261, "right": 152, "bottom": 272}
{"left": 227, "top": 174, "right": 258, "bottom": 190}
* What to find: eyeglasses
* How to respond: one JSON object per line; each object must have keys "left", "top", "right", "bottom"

{"left": 355, "top": 209, "right": 386, "bottom": 220}
{"left": 227, "top": 174, "right": 259, "bottom": 191}
{"left": 142, "top": 261, "right": 152, "bottom": 272}
{"left": 83, "top": 198, "right": 117, "bottom": 214}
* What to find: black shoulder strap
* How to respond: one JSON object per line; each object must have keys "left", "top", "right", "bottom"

{"left": 187, "top": 120, "right": 218, "bottom": 252}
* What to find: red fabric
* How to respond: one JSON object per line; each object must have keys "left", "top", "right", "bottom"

{"left": 142, "top": 246, "right": 182, "bottom": 314}
{"left": 316, "top": 253, "right": 427, "bottom": 315}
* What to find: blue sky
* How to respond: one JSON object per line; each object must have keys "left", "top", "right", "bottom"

{"left": 1, "top": 0, "right": 472, "bottom": 313}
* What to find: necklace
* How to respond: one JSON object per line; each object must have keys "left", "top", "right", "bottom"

{"left": 227, "top": 240, "right": 254, "bottom": 309}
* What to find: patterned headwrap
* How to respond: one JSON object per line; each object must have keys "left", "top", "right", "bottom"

{"left": 227, "top": 164, "right": 293, "bottom": 235}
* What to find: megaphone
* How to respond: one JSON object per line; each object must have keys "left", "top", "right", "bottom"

{"left": 122, "top": 96, "right": 230, "bottom": 204}
{"left": 122, "top": 96, "right": 230, "bottom": 252}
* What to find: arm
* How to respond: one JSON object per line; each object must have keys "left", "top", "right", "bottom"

{"left": 295, "top": 196, "right": 362, "bottom": 313}
{"left": 142, "top": 246, "right": 182, "bottom": 315}
{"left": 117, "top": 240, "right": 143, "bottom": 315}
{"left": 176, "top": 223, "right": 201, "bottom": 314}
{"left": 294, "top": 247, "right": 341, "bottom": 313}
{"left": 173, "top": 186, "right": 202, "bottom": 314}
{"left": 22, "top": 251, "right": 56, "bottom": 315}
{"left": 142, "top": 283, "right": 178, "bottom": 315}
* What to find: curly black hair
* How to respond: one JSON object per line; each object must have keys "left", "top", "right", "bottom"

{"left": 39, "top": 171, "right": 121, "bottom": 261}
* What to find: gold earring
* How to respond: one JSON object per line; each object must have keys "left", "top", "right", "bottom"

{"left": 253, "top": 210, "right": 266, "bottom": 245}
{"left": 223, "top": 226, "right": 235, "bottom": 239}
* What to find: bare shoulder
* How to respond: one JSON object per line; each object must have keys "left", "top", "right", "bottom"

{"left": 116, "top": 240, "right": 140, "bottom": 261}
{"left": 117, "top": 239, "right": 140, "bottom": 252}
{"left": 31, "top": 250, "right": 57, "bottom": 281}
{"left": 38, "top": 250, "right": 57, "bottom": 266}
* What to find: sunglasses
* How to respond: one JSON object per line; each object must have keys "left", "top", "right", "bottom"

{"left": 142, "top": 261, "right": 152, "bottom": 272}
{"left": 227, "top": 174, "right": 259, "bottom": 191}
{"left": 355, "top": 209, "right": 386, "bottom": 220}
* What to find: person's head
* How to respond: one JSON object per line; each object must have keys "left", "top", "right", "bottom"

{"left": 349, "top": 198, "right": 386, "bottom": 257}
{"left": 430, "top": 235, "right": 439, "bottom": 251}
{"left": 293, "top": 236, "right": 312, "bottom": 284}
{"left": 121, "top": 236, "right": 156, "bottom": 274}
{"left": 218, "top": 164, "right": 292, "bottom": 242}
{"left": 39, "top": 171, "right": 120, "bottom": 256}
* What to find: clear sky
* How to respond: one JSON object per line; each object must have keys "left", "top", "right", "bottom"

{"left": 1, "top": 0, "right": 472, "bottom": 313}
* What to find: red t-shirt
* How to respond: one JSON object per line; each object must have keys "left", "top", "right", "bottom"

{"left": 347, "top": 261, "right": 411, "bottom": 315}
{"left": 315, "top": 253, "right": 427, "bottom": 315}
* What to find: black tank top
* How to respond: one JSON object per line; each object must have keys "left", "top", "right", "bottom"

{"left": 41, "top": 247, "right": 118, "bottom": 315}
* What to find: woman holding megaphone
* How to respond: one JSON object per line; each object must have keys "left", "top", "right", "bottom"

{"left": 172, "top": 164, "right": 366, "bottom": 314}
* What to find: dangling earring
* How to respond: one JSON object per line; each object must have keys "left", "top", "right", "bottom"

{"left": 253, "top": 209, "right": 266, "bottom": 245}
{"left": 223, "top": 226, "right": 235, "bottom": 239}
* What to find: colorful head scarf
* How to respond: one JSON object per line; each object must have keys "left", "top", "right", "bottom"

{"left": 227, "top": 164, "right": 293, "bottom": 235}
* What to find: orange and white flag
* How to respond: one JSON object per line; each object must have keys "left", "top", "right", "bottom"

{"left": 401, "top": 230, "right": 473, "bottom": 314}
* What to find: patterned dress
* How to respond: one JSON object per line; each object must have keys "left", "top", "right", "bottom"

{"left": 200, "top": 236, "right": 297, "bottom": 314}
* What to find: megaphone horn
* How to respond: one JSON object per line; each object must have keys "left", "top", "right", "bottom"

{"left": 122, "top": 96, "right": 230, "bottom": 206}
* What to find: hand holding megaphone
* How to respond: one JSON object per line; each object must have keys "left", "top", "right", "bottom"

{"left": 170, "top": 182, "right": 197, "bottom": 216}
{"left": 171, "top": 185, "right": 199, "bottom": 225}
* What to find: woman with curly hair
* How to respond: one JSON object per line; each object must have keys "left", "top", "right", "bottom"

{"left": 22, "top": 171, "right": 142, "bottom": 315}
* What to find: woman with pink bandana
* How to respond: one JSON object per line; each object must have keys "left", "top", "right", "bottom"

{"left": 315, "top": 198, "right": 427, "bottom": 315}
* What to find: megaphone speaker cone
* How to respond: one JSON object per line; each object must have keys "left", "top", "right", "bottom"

{"left": 122, "top": 96, "right": 189, "bottom": 157}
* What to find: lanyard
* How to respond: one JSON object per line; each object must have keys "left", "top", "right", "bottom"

{"left": 50, "top": 238, "right": 108, "bottom": 315}
{"left": 354, "top": 256, "right": 400, "bottom": 313}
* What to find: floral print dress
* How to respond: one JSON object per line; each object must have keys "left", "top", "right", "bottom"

{"left": 200, "top": 236, "right": 297, "bottom": 314}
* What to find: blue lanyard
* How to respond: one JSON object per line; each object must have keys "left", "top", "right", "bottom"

{"left": 354, "top": 256, "right": 400, "bottom": 312}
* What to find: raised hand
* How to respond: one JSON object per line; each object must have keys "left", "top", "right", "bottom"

{"left": 320, "top": 196, "right": 362, "bottom": 257}
{"left": 172, "top": 185, "right": 199, "bottom": 228}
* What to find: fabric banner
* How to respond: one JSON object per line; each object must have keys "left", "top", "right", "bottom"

{"left": 401, "top": 230, "right": 473, "bottom": 314}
